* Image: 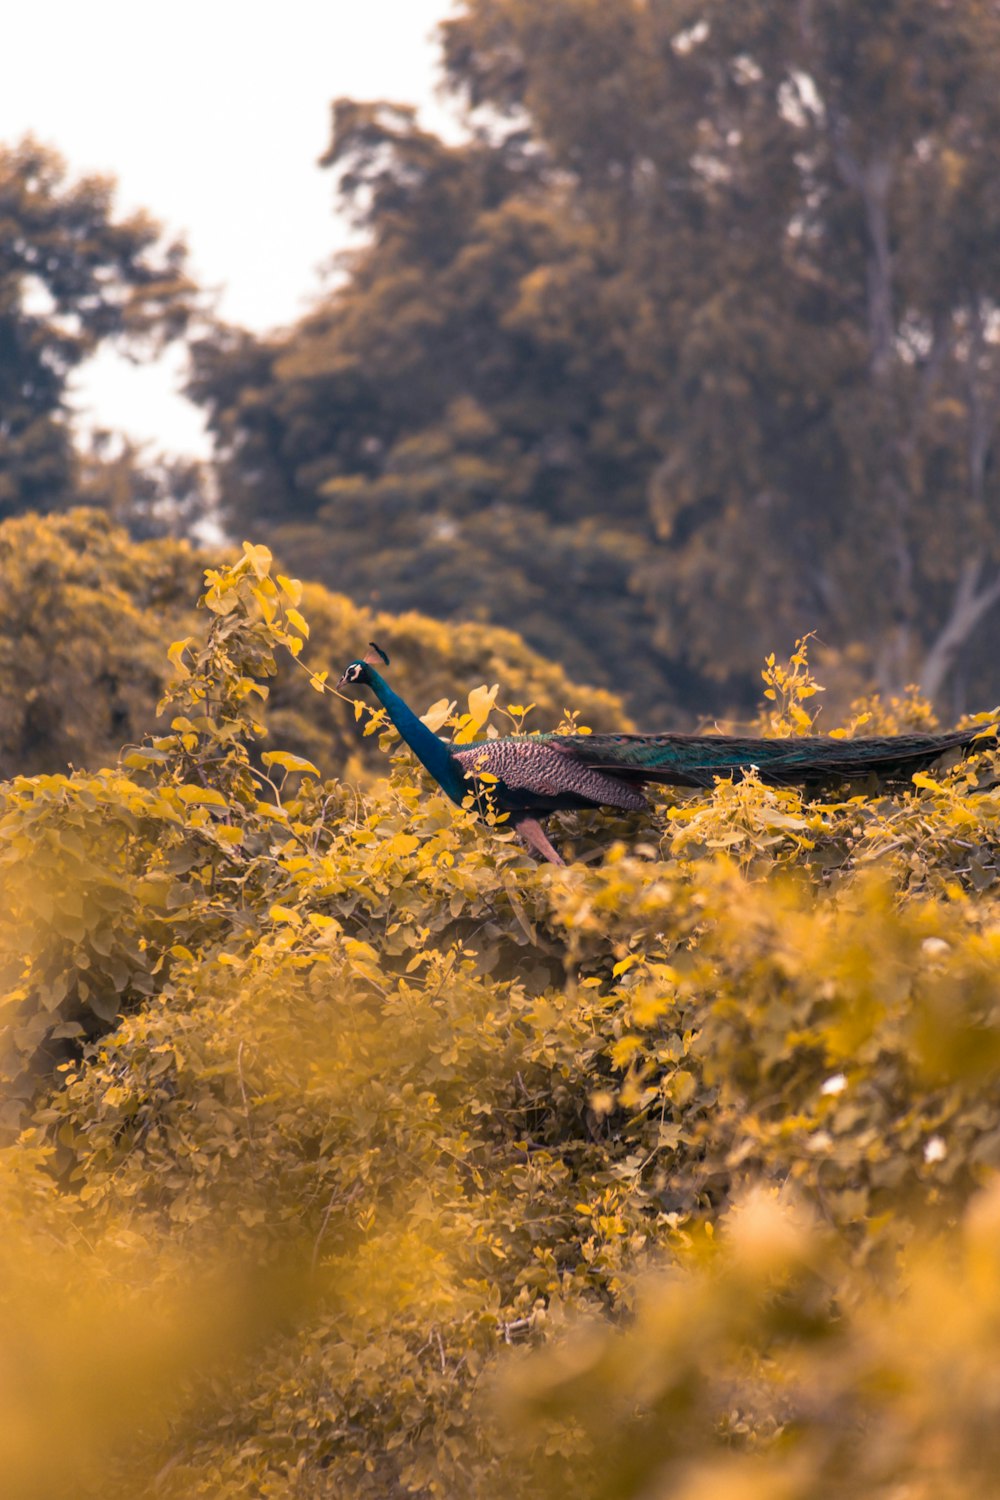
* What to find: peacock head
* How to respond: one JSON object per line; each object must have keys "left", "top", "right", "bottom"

{"left": 337, "top": 641, "right": 390, "bottom": 689}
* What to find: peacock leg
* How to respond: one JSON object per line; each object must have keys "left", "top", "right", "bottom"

{"left": 512, "top": 816, "right": 566, "bottom": 866}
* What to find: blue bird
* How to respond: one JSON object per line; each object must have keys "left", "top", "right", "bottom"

{"left": 338, "top": 644, "right": 989, "bottom": 865}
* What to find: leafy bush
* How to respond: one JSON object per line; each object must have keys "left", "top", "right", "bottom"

{"left": 0, "top": 508, "right": 624, "bottom": 779}
{"left": 3, "top": 544, "right": 1000, "bottom": 1497}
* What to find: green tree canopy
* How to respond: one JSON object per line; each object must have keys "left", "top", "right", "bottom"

{"left": 0, "top": 137, "right": 196, "bottom": 519}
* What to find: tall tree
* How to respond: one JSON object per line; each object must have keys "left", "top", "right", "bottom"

{"left": 193, "top": 1, "right": 1000, "bottom": 716}
{"left": 0, "top": 137, "right": 195, "bottom": 518}
{"left": 190, "top": 100, "right": 668, "bottom": 706}
{"left": 443, "top": 0, "right": 1000, "bottom": 707}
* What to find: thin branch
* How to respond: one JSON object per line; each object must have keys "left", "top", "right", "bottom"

{"left": 236, "top": 1039, "right": 254, "bottom": 1142}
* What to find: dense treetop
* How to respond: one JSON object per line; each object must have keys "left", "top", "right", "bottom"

{"left": 4, "top": 5, "right": 1000, "bottom": 720}
{"left": 188, "top": 0, "right": 1000, "bottom": 719}
{"left": 0, "top": 139, "right": 195, "bottom": 519}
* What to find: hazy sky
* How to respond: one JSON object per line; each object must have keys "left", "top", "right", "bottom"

{"left": 2, "top": 1, "right": 458, "bottom": 456}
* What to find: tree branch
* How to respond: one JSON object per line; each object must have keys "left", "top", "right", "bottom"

{"left": 919, "top": 557, "right": 1000, "bottom": 703}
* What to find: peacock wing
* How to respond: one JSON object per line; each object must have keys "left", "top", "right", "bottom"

{"left": 452, "top": 738, "right": 647, "bottom": 810}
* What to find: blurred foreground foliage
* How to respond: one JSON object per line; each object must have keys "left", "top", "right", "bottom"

{"left": 3, "top": 542, "right": 1000, "bottom": 1497}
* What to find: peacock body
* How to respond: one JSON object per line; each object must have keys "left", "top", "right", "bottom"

{"left": 338, "top": 645, "right": 991, "bottom": 865}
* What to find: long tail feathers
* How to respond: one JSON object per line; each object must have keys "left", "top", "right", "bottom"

{"left": 565, "top": 727, "right": 995, "bottom": 790}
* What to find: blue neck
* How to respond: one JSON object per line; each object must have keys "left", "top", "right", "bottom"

{"left": 365, "top": 669, "right": 467, "bottom": 803}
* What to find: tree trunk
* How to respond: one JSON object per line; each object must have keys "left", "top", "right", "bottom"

{"left": 919, "top": 557, "right": 1000, "bottom": 704}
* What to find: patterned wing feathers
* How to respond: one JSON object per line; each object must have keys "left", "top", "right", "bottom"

{"left": 452, "top": 739, "right": 647, "bottom": 810}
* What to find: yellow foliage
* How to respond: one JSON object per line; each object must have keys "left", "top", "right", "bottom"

{"left": 3, "top": 541, "right": 1000, "bottom": 1497}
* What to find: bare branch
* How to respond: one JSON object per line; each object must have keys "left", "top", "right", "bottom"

{"left": 919, "top": 558, "right": 1000, "bottom": 703}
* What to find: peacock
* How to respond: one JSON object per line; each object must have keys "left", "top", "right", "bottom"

{"left": 337, "top": 644, "right": 993, "bottom": 865}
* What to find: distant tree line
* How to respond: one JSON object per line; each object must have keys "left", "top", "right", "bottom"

{"left": 4, "top": 1, "right": 1000, "bottom": 720}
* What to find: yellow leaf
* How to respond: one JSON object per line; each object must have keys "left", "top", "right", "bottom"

{"left": 255, "top": 801, "right": 289, "bottom": 820}
{"left": 277, "top": 574, "right": 303, "bottom": 605}
{"left": 212, "top": 825, "right": 244, "bottom": 845}
{"left": 269, "top": 905, "right": 299, "bottom": 924}
{"left": 177, "top": 785, "right": 228, "bottom": 808}
{"left": 286, "top": 607, "right": 310, "bottom": 638}
{"left": 611, "top": 1035, "right": 644, "bottom": 1067}
{"left": 344, "top": 938, "right": 378, "bottom": 964}
{"left": 262, "top": 750, "right": 321, "bottom": 777}
{"left": 385, "top": 833, "right": 420, "bottom": 857}
{"left": 242, "top": 541, "right": 273, "bottom": 580}
{"left": 420, "top": 697, "right": 454, "bottom": 733}
{"left": 167, "top": 638, "right": 193, "bottom": 677}
{"left": 453, "top": 684, "right": 499, "bottom": 744}
{"left": 468, "top": 682, "right": 499, "bottom": 727}
{"left": 307, "top": 912, "right": 337, "bottom": 931}
{"left": 310, "top": 671, "right": 329, "bottom": 693}
{"left": 251, "top": 585, "right": 276, "bottom": 623}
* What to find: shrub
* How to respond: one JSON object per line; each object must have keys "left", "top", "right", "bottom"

{"left": 3, "top": 545, "right": 1000, "bottom": 1497}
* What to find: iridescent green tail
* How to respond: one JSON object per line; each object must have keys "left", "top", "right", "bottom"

{"left": 562, "top": 727, "right": 992, "bottom": 789}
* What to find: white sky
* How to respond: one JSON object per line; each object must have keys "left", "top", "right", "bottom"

{"left": 1, "top": 0, "right": 459, "bottom": 457}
